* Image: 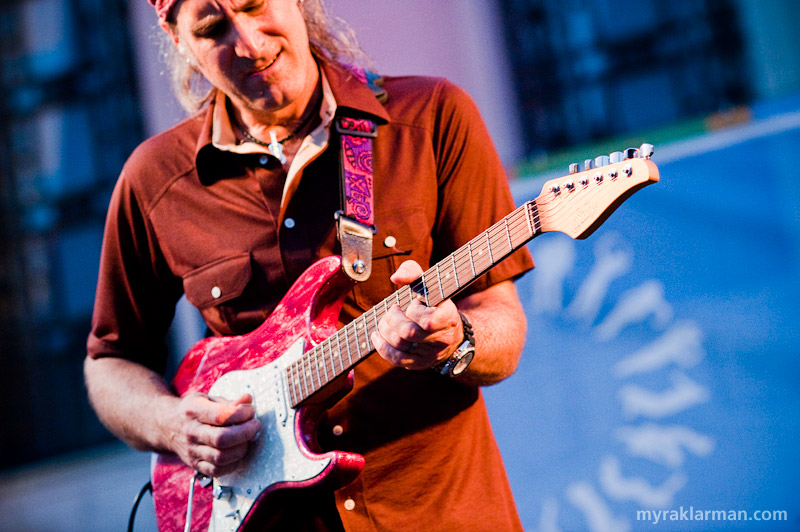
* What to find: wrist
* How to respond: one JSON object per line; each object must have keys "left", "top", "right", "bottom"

{"left": 435, "top": 311, "right": 475, "bottom": 377}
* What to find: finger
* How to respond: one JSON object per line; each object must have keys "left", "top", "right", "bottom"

{"left": 390, "top": 260, "right": 424, "bottom": 286}
{"left": 405, "top": 298, "right": 460, "bottom": 334}
{"left": 370, "top": 331, "right": 422, "bottom": 369}
{"left": 187, "top": 394, "right": 256, "bottom": 427}
{"left": 193, "top": 418, "right": 262, "bottom": 450}
{"left": 193, "top": 441, "right": 251, "bottom": 477}
{"left": 378, "top": 304, "right": 424, "bottom": 349}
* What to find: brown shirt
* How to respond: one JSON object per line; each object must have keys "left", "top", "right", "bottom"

{"left": 88, "top": 61, "right": 533, "bottom": 531}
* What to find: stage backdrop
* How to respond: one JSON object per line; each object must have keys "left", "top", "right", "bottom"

{"left": 489, "top": 105, "right": 800, "bottom": 531}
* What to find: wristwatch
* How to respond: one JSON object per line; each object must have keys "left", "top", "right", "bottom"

{"left": 436, "top": 312, "right": 475, "bottom": 377}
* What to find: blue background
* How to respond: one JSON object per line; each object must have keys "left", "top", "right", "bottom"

{"left": 488, "top": 104, "right": 800, "bottom": 530}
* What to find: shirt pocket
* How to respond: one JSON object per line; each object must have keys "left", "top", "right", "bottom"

{"left": 352, "top": 207, "right": 432, "bottom": 310}
{"left": 182, "top": 252, "right": 253, "bottom": 310}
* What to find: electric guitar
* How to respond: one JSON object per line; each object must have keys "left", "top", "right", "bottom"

{"left": 151, "top": 146, "right": 660, "bottom": 532}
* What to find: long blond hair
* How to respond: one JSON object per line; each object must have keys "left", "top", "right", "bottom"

{"left": 160, "top": 0, "right": 372, "bottom": 113}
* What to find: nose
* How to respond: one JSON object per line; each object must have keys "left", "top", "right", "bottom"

{"left": 230, "top": 18, "right": 260, "bottom": 59}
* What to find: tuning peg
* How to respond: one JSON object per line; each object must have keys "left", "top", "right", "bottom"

{"left": 569, "top": 163, "right": 579, "bottom": 174}
{"left": 639, "top": 143, "right": 654, "bottom": 159}
{"left": 594, "top": 155, "right": 610, "bottom": 168}
{"left": 624, "top": 147, "right": 639, "bottom": 159}
{"left": 609, "top": 151, "right": 624, "bottom": 163}
{"left": 584, "top": 159, "right": 594, "bottom": 171}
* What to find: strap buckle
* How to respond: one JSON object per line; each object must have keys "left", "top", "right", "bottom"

{"left": 335, "top": 211, "right": 375, "bottom": 283}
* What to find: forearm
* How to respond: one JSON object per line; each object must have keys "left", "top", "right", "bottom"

{"left": 455, "top": 281, "right": 527, "bottom": 387}
{"left": 84, "top": 355, "right": 180, "bottom": 453}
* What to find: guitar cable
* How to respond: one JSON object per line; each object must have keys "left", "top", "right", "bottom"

{"left": 127, "top": 480, "right": 153, "bottom": 532}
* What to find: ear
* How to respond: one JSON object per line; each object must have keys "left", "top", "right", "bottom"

{"left": 159, "top": 19, "right": 181, "bottom": 47}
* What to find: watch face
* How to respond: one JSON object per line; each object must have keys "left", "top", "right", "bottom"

{"left": 451, "top": 349, "right": 475, "bottom": 376}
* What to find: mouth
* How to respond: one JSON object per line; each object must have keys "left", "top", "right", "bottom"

{"left": 249, "top": 51, "right": 281, "bottom": 77}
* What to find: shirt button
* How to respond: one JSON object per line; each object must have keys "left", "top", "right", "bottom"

{"left": 332, "top": 425, "right": 344, "bottom": 436}
{"left": 211, "top": 286, "right": 222, "bottom": 299}
{"left": 284, "top": 218, "right": 296, "bottom": 229}
{"left": 344, "top": 498, "right": 355, "bottom": 511}
{"left": 383, "top": 235, "right": 397, "bottom": 248}
{"left": 259, "top": 155, "right": 269, "bottom": 165}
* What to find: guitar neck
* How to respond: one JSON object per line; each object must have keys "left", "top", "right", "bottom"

{"left": 283, "top": 200, "right": 541, "bottom": 407}
{"left": 283, "top": 151, "right": 660, "bottom": 407}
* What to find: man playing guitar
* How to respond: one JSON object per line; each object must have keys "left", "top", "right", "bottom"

{"left": 84, "top": 0, "right": 533, "bottom": 530}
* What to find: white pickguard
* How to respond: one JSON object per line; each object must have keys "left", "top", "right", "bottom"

{"left": 206, "top": 338, "right": 331, "bottom": 532}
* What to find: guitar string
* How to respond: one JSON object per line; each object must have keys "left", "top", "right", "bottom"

{"left": 290, "top": 209, "right": 549, "bottom": 402}
{"left": 287, "top": 208, "right": 536, "bottom": 403}
{"left": 292, "top": 167, "right": 643, "bottom": 402}
{"left": 290, "top": 178, "right": 632, "bottom": 401}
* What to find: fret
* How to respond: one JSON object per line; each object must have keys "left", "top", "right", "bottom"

{"left": 421, "top": 272, "right": 430, "bottom": 306}
{"left": 285, "top": 371, "right": 296, "bottom": 408}
{"left": 343, "top": 325, "right": 354, "bottom": 367}
{"left": 485, "top": 230, "right": 494, "bottom": 265}
{"left": 468, "top": 241, "right": 476, "bottom": 278}
{"left": 435, "top": 263, "right": 444, "bottom": 301}
{"left": 363, "top": 315, "right": 373, "bottom": 353}
{"left": 524, "top": 202, "right": 533, "bottom": 239}
{"left": 401, "top": 285, "right": 413, "bottom": 311}
{"left": 489, "top": 220, "right": 511, "bottom": 258}
{"left": 297, "top": 359, "right": 308, "bottom": 400}
{"left": 371, "top": 307, "right": 380, "bottom": 334}
{"left": 436, "top": 255, "right": 457, "bottom": 300}
{"left": 308, "top": 351, "right": 321, "bottom": 394}
{"left": 469, "top": 234, "right": 491, "bottom": 276}
{"left": 319, "top": 344, "right": 330, "bottom": 384}
{"left": 451, "top": 254, "right": 460, "bottom": 290}
{"left": 355, "top": 318, "right": 368, "bottom": 359}
{"left": 334, "top": 332, "right": 344, "bottom": 374}
{"left": 505, "top": 217, "right": 513, "bottom": 251}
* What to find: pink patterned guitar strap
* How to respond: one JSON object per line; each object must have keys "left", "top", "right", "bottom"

{"left": 334, "top": 67, "right": 385, "bottom": 282}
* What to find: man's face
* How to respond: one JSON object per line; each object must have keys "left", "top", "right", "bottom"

{"left": 168, "top": 0, "right": 318, "bottom": 117}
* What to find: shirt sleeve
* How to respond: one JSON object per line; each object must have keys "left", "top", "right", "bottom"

{"left": 430, "top": 79, "right": 534, "bottom": 296}
{"left": 86, "top": 169, "right": 184, "bottom": 374}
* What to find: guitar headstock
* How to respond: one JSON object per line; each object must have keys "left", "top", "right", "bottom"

{"left": 536, "top": 143, "right": 660, "bottom": 239}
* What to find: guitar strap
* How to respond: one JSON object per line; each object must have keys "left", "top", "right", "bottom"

{"left": 334, "top": 67, "right": 385, "bottom": 282}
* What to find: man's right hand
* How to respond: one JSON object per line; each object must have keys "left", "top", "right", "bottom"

{"left": 84, "top": 356, "right": 262, "bottom": 478}
{"left": 168, "top": 393, "right": 262, "bottom": 477}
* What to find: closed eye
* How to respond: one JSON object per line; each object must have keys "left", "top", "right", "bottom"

{"left": 192, "top": 15, "right": 227, "bottom": 38}
{"left": 237, "top": 0, "right": 265, "bottom": 14}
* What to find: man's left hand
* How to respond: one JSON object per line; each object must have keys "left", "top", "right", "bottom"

{"left": 370, "top": 260, "right": 464, "bottom": 370}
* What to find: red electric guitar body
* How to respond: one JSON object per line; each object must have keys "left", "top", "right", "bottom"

{"left": 151, "top": 150, "right": 660, "bottom": 532}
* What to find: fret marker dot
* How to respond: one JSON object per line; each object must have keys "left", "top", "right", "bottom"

{"left": 361, "top": 342, "right": 367, "bottom": 349}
